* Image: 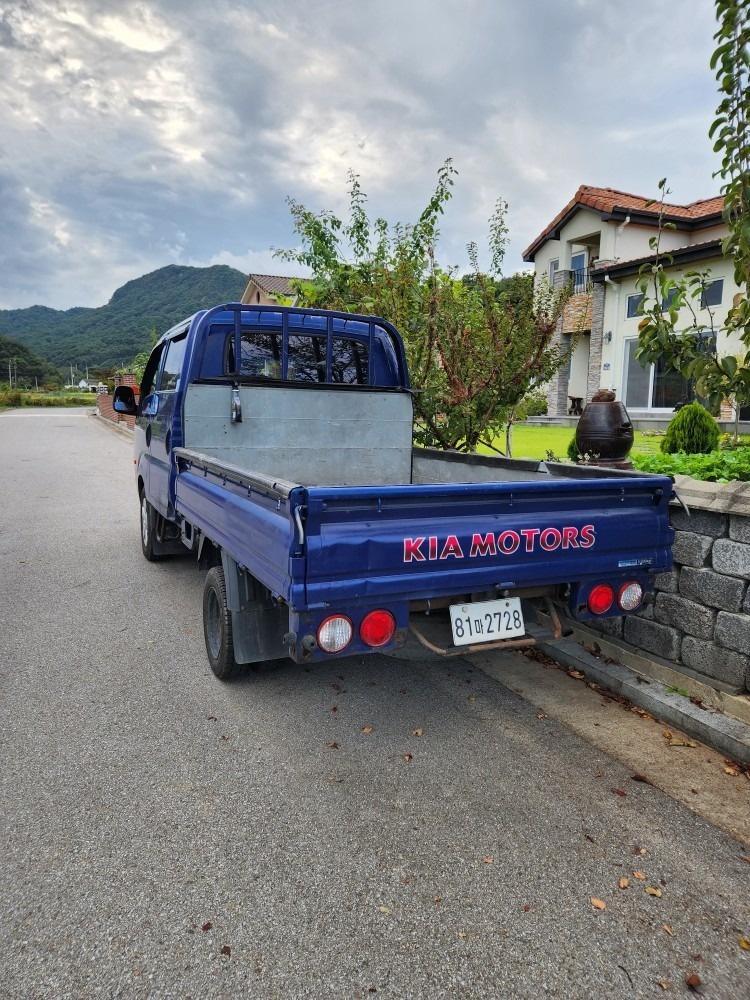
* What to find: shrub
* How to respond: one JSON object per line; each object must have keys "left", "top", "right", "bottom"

{"left": 515, "top": 390, "right": 548, "bottom": 420}
{"left": 567, "top": 435, "right": 579, "bottom": 461}
{"left": 660, "top": 402, "right": 720, "bottom": 455}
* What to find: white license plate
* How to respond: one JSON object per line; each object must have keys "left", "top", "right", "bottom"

{"left": 449, "top": 597, "right": 525, "bottom": 646}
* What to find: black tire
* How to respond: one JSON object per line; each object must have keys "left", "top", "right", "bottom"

{"left": 139, "top": 490, "right": 162, "bottom": 562}
{"left": 203, "top": 566, "right": 236, "bottom": 681}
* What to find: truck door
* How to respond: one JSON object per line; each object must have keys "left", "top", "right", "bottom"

{"left": 147, "top": 333, "right": 187, "bottom": 516}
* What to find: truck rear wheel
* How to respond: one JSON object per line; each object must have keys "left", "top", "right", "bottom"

{"left": 203, "top": 566, "right": 236, "bottom": 681}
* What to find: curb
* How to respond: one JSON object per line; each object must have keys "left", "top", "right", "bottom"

{"left": 538, "top": 634, "right": 750, "bottom": 765}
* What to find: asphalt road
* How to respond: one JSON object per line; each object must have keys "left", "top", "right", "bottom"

{"left": 1, "top": 408, "right": 748, "bottom": 1000}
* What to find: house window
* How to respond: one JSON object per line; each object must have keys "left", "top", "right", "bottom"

{"left": 549, "top": 258, "right": 559, "bottom": 285}
{"left": 623, "top": 335, "right": 715, "bottom": 409}
{"left": 626, "top": 293, "right": 645, "bottom": 318}
{"left": 700, "top": 279, "right": 723, "bottom": 308}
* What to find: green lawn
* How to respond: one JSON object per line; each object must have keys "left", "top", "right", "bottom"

{"left": 477, "top": 424, "right": 666, "bottom": 461}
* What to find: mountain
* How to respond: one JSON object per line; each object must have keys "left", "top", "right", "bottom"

{"left": 0, "top": 335, "right": 64, "bottom": 387}
{"left": 0, "top": 265, "right": 248, "bottom": 369}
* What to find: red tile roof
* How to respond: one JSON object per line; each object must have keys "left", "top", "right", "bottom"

{"left": 522, "top": 186, "right": 724, "bottom": 261}
{"left": 247, "top": 273, "right": 303, "bottom": 295}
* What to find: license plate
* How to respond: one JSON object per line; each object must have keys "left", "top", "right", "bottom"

{"left": 449, "top": 597, "right": 525, "bottom": 646}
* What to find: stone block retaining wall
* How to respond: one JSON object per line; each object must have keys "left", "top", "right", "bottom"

{"left": 586, "top": 476, "right": 750, "bottom": 694}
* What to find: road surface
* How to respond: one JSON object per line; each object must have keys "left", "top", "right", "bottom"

{"left": 1, "top": 408, "right": 748, "bottom": 999}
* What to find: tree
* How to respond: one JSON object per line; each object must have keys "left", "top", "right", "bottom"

{"left": 274, "top": 161, "right": 571, "bottom": 452}
{"left": 635, "top": 2, "right": 750, "bottom": 441}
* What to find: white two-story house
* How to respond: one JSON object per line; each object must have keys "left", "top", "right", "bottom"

{"left": 522, "top": 186, "right": 743, "bottom": 420}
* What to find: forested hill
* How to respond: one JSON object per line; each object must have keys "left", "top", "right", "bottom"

{"left": 0, "top": 335, "right": 63, "bottom": 386}
{"left": 0, "top": 265, "right": 248, "bottom": 369}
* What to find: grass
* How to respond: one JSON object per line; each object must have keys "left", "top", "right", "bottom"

{"left": 477, "top": 424, "right": 666, "bottom": 461}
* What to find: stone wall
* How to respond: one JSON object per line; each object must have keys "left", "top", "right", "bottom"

{"left": 586, "top": 476, "right": 750, "bottom": 694}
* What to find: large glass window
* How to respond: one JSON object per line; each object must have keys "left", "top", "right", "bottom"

{"left": 623, "top": 335, "right": 715, "bottom": 409}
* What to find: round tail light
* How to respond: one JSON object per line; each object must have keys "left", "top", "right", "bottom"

{"left": 317, "top": 615, "right": 353, "bottom": 653}
{"left": 587, "top": 584, "right": 614, "bottom": 615}
{"left": 360, "top": 610, "right": 396, "bottom": 648}
{"left": 618, "top": 581, "right": 644, "bottom": 612}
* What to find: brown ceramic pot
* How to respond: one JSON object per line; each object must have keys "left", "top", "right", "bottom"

{"left": 575, "top": 401, "right": 634, "bottom": 461}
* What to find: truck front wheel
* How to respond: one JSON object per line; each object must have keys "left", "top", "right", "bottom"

{"left": 203, "top": 566, "right": 236, "bottom": 681}
{"left": 140, "top": 490, "right": 162, "bottom": 562}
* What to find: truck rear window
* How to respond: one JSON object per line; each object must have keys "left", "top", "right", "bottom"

{"left": 238, "top": 331, "right": 369, "bottom": 385}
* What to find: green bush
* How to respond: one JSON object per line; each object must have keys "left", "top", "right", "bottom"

{"left": 567, "top": 435, "right": 579, "bottom": 461}
{"left": 660, "top": 402, "right": 720, "bottom": 455}
{"left": 515, "top": 390, "right": 548, "bottom": 420}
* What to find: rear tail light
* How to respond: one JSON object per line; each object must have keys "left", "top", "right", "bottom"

{"left": 617, "top": 581, "right": 644, "bottom": 612}
{"left": 360, "top": 610, "right": 396, "bottom": 648}
{"left": 317, "top": 615, "right": 353, "bottom": 653}
{"left": 587, "top": 584, "right": 614, "bottom": 615}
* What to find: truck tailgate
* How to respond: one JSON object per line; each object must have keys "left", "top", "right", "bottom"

{"left": 301, "top": 476, "right": 674, "bottom": 607}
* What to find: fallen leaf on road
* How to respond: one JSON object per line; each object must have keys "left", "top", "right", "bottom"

{"left": 656, "top": 981, "right": 670, "bottom": 990}
{"left": 568, "top": 670, "right": 585, "bottom": 679}
{"left": 742, "top": 856, "right": 750, "bottom": 863}
{"left": 631, "top": 774, "right": 652, "bottom": 784}
{"left": 378, "top": 905, "right": 391, "bottom": 914}
{"left": 523, "top": 904, "right": 531, "bottom": 912}
{"left": 635, "top": 848, "right": 648, "bottom": 855}
{"left": 612, "top": 788, "right": 627, "bottom": 797}
{"left": 590, "top": 897, "right": 607, "bottom": 910}
{"left": 326, "top": 742, "right": 339, "bottom": 750}
{"left": 434, "top": 894, "right": 442, "bottom": 904}
{"left": 662, "top": 731, "right": 673, "bottom": 740}
{"left": 739, "top": 936, "right": 750, "bottom": 951}
{"left": 331, "top": 706, "right": 338, "bottom": 713}
{"left": 536, "top": 713, "right": 547, "bottom": 720}
{"left": 724, "top": 766, "right": 741, "bottom": 776}
{"left": 645, "top": 887, "right": 663, "bottom": 897}
{"left": 686, "top": 973, "right": 702, "bottom": 992}
{"left": 482, "top": 857, "right": 493, "bottom": 864}
{"left": 361, "top": 726, "right": 373, "bottom": 734}
{"left": 669, "top": 738, "right": 698, "bottom": 747}
{"left": 618, "top": 878, "right": 629, "bottom": 889}
{"left": 220, "top": 945, "right": 231, "bottom": 957}
{"left": 633, "top": 871, "right": 646, "bottom": 880}
{"left": 412, "top": 727, "right": 423, "bottom": 737}
{"left": 402, "top": 753, "right": 413, "bottom": 762}
{"left": 467, "top": 695, "right": 476, "bottom": 702}
{"left": 663, "top": 924, "right": 674, "bottom": 936}
{"left": 458, "top": 931, "right": 468, "bottom": 939}
{"left": 201, "top": 922, "right": 212, "bottom": 932}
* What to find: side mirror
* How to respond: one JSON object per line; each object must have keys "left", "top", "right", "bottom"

{"left": 113, "top": 385, "right": 137, "bottom": 415}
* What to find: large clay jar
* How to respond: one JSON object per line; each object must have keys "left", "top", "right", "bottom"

{"left": 575, "top": 401, "right": 634, "bottom": 462}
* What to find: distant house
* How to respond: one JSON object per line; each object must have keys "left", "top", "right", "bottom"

{"left": 241, "top": 273, "right": 305, "bottom": 305}
{"left": 522, "top": 186, "right": 740, "bottom": 419}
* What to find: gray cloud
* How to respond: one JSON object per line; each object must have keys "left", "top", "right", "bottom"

{"left": 0, "top": 0, "right": 722, "bottom": 310}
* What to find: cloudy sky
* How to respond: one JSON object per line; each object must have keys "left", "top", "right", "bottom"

{"left": 0, "top": 0, "right": 723, "bottom": 311}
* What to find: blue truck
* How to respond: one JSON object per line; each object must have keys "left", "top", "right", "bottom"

{"left": 114, "top": 303, "right": 675, "bottom": 681}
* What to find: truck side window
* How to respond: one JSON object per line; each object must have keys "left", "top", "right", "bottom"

{"left": 159, "top": 335, "right": 187, "bottom": 391}
{"left": 140, "top": 344, "right": 165, "bottom": 398}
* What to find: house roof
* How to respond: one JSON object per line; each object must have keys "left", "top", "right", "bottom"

{"left": 246, "top": 273, "right": 303, "bottom": 296}
{"left": 591, "top": 238, "right": 724, "bottom": 281}
{"left": 522, "top": 185, "right": 724, "bottom": 262}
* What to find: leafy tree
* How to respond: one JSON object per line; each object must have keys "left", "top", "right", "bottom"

{"left": 275, "top": 161, "right": 571, "bottom": 452}
{"left": 0, "top": 335, "right": 62, "bottom": 388}
{"left": 636, "top": 2, "right": 750, "bottom": 441}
